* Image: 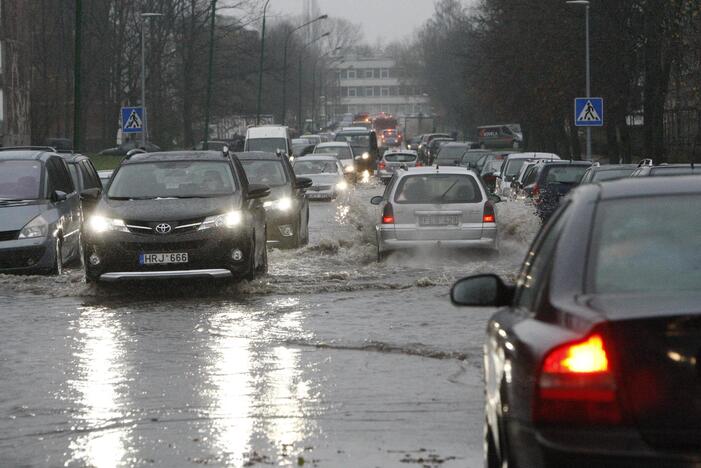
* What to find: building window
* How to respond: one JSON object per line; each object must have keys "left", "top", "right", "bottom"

{"left": 380, "top": 68, "right": 389, "bottom": 79}
{"left": 348, "top": 87, "right": 357, "bottom": 97}
{"left": 364, "top": 69, "right": 373, "bottom": 79}
{"left": 365, "top": 87, "right": 374, "bottom": 97}
{"left": 390, "top": 87, "right": 399, "bottom": 96}
{"left": 347, "top": 69, "right": 356, "bottom": 79}
{"left": 380, "top": 88, "right": 390, "bottom": 97}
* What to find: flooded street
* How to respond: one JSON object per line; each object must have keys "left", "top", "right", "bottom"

{"left": 0, "top": 183, "right": 539, "bottom": 467}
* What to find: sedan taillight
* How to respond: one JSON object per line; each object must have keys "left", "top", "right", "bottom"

{"left": 378, "top": 161, "right": 386, "bottom": 170}
{"left": 534, "top": 333, "right": 625, "bottom": 425}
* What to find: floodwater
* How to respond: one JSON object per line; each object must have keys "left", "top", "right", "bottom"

{"left": 0, "top": 182, "right": 540, "bottom": 467}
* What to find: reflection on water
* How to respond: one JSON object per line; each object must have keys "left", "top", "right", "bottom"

{"left": 68, "top": 306, "right": 129, "bottom": 467}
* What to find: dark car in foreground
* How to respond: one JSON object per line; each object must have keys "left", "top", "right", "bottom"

{"left": 83, "top": 151, "right": 270, "bottom": 282}
{"left": 237, "top": 152, "right": 311, "bottom": 248}
{"left": 0, "top": 148, "right": 83, "bottom": 275}
{"left": 452, "top": 176, "right": 701, "bottom": 467}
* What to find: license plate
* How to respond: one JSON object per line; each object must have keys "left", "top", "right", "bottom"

{"left": 307, "top": 193, "right": 328, "bottom": 199}
{"left": 139, "top": 252, "right": 189, "bottom": 265}
{"left": 419, "top": 215, "right": 459, "bottom": 226}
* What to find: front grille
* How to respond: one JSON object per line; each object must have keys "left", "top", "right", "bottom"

{"left": 124, "top": 217, "right": 205, "bottom": 236}
{"left": 0, "top": 247, "right": 46, "bottom": 269}
{"left": 0, "top": 231, "right": 20, "bottom": 242}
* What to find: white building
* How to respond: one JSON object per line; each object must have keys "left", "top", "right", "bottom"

{"left": 330, "top": 57, "right": 431, "bottom": 119}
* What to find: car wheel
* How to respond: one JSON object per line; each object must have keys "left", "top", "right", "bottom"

{"left": 256, "top": 229, "right": 269, "bottom": 275}
{"left": 51, "top": 237, "right": 64, "bottom": 276}
{"left": 301, "top": 210, "right": 310, "bottom": 246}
{"left": 280, "top": 219, "right": 302, "bottom": 249}
{"left": 238, "top": 236, "right": 257, "bottom": 281}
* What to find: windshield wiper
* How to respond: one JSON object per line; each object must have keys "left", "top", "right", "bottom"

{"left": 434, "top": 180, "right": 460, "bottom": 202}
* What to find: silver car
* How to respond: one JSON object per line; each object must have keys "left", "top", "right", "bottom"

{"left": 293, "top": 155, "right": 350, "bottom": 201}
{"left": 371, "top": 166, "right": 498, "bottom": 260}
{"left": 377, "top": 149, "right": 420, "bottom": 184}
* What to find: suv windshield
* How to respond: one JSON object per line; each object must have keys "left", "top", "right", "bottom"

{"left": 316, "top": 146, "right": 352, "bottom": 159}
{"left": 335, "top": 133, "right": 370, "bottom": 150}
{"left": 592, "top": 196, "right": 701, "bottom": 294}
{"left": 0, "top": 161, "right": 43, "bottom": 200}
{"left": 108, "top": 161, "right": 237, "bottom": 199}
{"left": 294, "top": 160, "right": 338, "bottom": 175}
{"left": 384, "top": 153, "right": 416, "bottom": 163}
{"left": 394, "top": 174, "right": 482, "bottom": 204}
{"left": 246, "top": 138, "right": 287, "bottom": 153}
{"left": 542, "top": 165, "right": 589, "bottom": 184}
{"left": 241, "top": 160, "right": 288, "bottom": 187}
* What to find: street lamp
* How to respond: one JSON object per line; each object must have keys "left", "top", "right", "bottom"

{"left": 140, "top": 12, "right": 163, "bottom": 147}
{"left": 298, "top": 32, "right": 330, "bottom": 131}
{"left": 281, "top": 14, "right": 328, "bottom": 125}
{"left": 255, "top": 0, "right": 272, "bottom": 125}
{"left": 567, "top": 0, "right": 591, "bottom": 160}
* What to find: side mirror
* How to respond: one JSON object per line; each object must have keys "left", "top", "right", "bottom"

{"left": 451, "top": 274, "right": 514, "bottom": 307}
{"left": 51, "top": 190, "right": 68, "bottom": 202}
{"left": 370, "top": 196, "right": 383, "bottom": 205}
{"left": 247, "top": 184, "right": 271, "bottom": 200}
{"left": 80, "top": 188, "right": 101, "bottom": 201}
{"left": 488, "top": 193, "right": 502, "bottom": 204}
{"left": 295, "top": 177, "right": 313, "bottom": 190}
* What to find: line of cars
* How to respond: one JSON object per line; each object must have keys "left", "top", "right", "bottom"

{"left": 0, "top": 145, "right": 315, "bottom": 282}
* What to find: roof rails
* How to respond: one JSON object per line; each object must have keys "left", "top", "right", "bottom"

{"left": 124, "top": 148, "right": 147, "bottom": 159}
{"left": 637, "top": 158, "right": 654, "bottom": 167}
{"left": 0, "top": 146, "right": 58, "bottom": 153}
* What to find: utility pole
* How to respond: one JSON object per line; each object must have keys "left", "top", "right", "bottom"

{"left": 204, "top": 0, "right": 217, "bottom": 146}
{"left": 72, "top": 0, "right": 82, "bottom": 151}
{"left": 140, "top": 13, "right": 163, "bottom": 148}
{"left": 255, "top": 0, "right": 271, "bottom": 125}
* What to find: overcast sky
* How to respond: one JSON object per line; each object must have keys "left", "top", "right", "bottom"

{"left": 271, "top": 0, "right": 438, "bottom": 43}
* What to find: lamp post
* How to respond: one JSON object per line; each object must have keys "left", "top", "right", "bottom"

{"left": 255, "top": 0, "right": 271, "bottom": 125}
{"left": 281, "top": 14, "right": 328, "bottom": 125}
{"left": 140, "top": 12, "right": 163, "bottom": 147}
{"left": 312, "top": 48, "right": 342, "bottom": 130}
{"left": 567, "top": 0, "right": 591, "bottom": 160}
{"left": 203, "top": 0, "right": 217, "bottom": 147}
{"left": 73, "top": 0, "right": 83, "bottom": 151}
{"left": 297, "top": 32, "right": 330, "bottom": 132}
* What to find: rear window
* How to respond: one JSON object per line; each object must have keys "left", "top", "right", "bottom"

{"left": 293, "top": 160, "right": 338, "bottom": 175}
{"left": 315, "top": 146, "right": 352, "bottom": 159}
{"left": 245, "top": 138, "right": 287, "bottom": 153}
{"left": 592, "top": 168, "right": 635, "bottom": 182}
{"left": 649, "top": 167, "right": 700, "bottom": 177}
{"left": 541, "top": 165, "right": 589, "bottom": 184}
{"left": 591, "top": 196, "right": 701, "bottom": 294}
{"left": 394, "top": 174, "right": 482, "bottom": 204}
{"left": 240, "top": 160, "right": 288, "bottom": 187}
{"left": 503, "top": 159, "right": 527, "bottom": 177}
{"left": 436, "top": 145, "right": 468, "bottom": 159}
{"left": 384, "top": 153, "right": 416, "bottom": 163}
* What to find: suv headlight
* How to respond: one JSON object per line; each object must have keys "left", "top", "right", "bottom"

{"left": 263, "top": 197, "right": 292, "bottom": 211}
{"left": 199, "top": 211, "right": 242, "bottom": 230}
{"left": 336, "top": 181, "right": 349, "bottom": 191}
{"left": 344, "top": 165, "right": 355, "bottom": 173}
{"left": 88, "top": 215, "right": 128, "bottom": 234}
{"left": 19, "top": 215, "right": 49, "bottom": 239}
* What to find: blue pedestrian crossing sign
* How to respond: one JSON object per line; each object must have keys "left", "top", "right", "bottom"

{"left": 574, "top": 98, "right": 604, "bottom": 127}
{"left": 121, "top": 107, "right": 144, "bottom": 133}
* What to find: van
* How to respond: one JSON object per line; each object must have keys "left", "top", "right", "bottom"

{"left": 244, "top": 126, "right": 293, "bottom": 157}
{"left": 477, "top": 124, "right": 523, "bottom": 150}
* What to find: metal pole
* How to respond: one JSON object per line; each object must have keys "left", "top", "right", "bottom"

{"left": 585, "top": 4, "right": 591, "bottom": 161}
{"left": 140, "top": 19, "right": 147, "bottom": 147}
{"left": 256, "top": 0, "right": 271, "bottom": 125}
{"left": 72, "top": 0, "right": 82, "bottom": 151}
{"left": 298, "top": 53, "right": 303, "bottom": 132}
{"left": 204, "top": 0, "right": 217, "bottom": 146}
{"left": 311, "top": 62, "right": 316, "bottom": 131}
{"left": 282, "top": 41, "right": 289, "bottom": 125}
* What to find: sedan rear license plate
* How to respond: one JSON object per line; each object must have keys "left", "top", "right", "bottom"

{"left": 139, "top": 252, "right": 189, "bottom": 265}
{"left": 419, "top": 215, "right": 459, "bottom": 226}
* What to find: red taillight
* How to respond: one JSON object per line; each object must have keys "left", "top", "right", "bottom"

{"left": 482, "top": 201, "right": 496, "bottom": 223}
{"left": 534, "top": 334, "right": 623, "bottom": 425}
{"left": 382, "top": 203, "right": 394, "bottom": 224}
{"left": 532, "top": 183, "right": 540, "bottom": 198}
{"left": 378, "top": 161, "right": 386, "bottom": 170}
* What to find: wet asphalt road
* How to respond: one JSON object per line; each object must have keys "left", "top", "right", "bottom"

{"left": 0, "top": 182, "right": 539, "bottom": 467}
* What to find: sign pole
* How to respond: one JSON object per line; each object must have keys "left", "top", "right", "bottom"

{"left": 585, "top": 4, "right": 591, "bottom": 161}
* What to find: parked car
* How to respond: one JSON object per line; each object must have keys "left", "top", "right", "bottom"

{"left": 579, "top": 163, "right": 638, "bottom": 184}
{"left": 477, "top": 124, "right": 523, "bottom": 149}
{"left": 532, "top": 161, "right": 592, "bottom": 222}
{"left": 377, "top": 149, "right": 420, "bottom": 184}
{"left": 0, "top": 148, "right": 84, "bottom": 275}
{"left": 313, "top": 142, "right": 356, "bottom": 175}
{"left": 452, "top": 176, "right": 701, "bottom": 467}
{"left": 371, "top": 166, "right": 499, "bottom": 261}
{"left": 292, "top": 155, "right": 349, "bottom": 201}
{"left": 83, "top": 150, "right": 270, "bottom": 282}
{"left": 495, "top": 153, "right": 560, "bottom": 197}
{"left": 237, "top": 152, "right": 311, "bottom": 248}
{"left": 244, "top": 126, "right": 293, "bottom": 158}
{"left": 99, "top": 140, "right": 161, "bottom": 156}
{"left": 334, "top": 128, "right": 379, "bottom": 174}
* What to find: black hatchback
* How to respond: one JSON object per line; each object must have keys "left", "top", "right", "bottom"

{"left": 82, "top": 151, "right": 270, "bottom": 282}
{"left": 452, "top": 177, "right": 701, "bottom": 467}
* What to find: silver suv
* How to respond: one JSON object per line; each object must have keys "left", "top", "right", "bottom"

{"left": 370, "top": 166, "right": 498, "bottom": 261}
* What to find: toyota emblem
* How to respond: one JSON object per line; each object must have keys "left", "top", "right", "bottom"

{"left": 155, "top": 223, "right": 172, "bottom": 234}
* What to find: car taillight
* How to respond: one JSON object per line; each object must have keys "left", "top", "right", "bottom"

{"left": 382, "top": 203, "right": 394, "bottom": 224}
{"left": 378, "top": 161, "right": 386, "bottom": 170}
{"left": 415, "top": 161, "right": 423, "bottom": 167}
{"left": 532, "top": 183, "right": 540, "bottom": 199}
{"left": 482, "top": 201, "right": 496, "bottom": 223}
{"left": 534, "top": 334, "right": 624, "bottom": 425}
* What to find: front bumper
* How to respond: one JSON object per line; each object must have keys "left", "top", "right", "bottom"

{"left": 83, "top": 227, "right": 253, "bottom": 281}
{"left": 0, "top": 237, "right": 55, "bottom": 274}
{"left": 377, "top": 225, "right": 497, "bottom": 252}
